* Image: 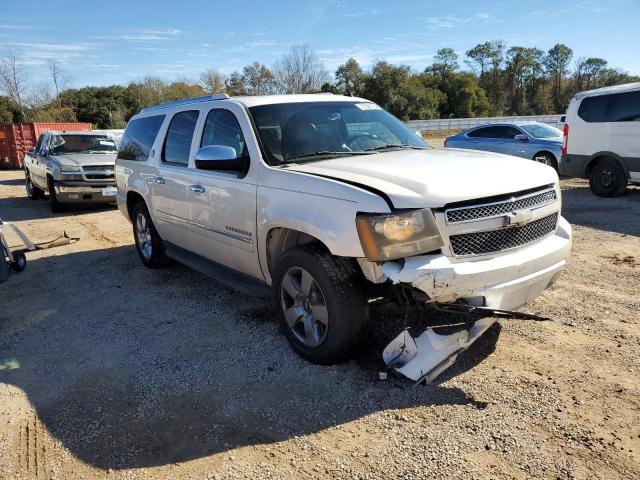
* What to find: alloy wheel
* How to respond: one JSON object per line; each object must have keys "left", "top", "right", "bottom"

{"left": 135, "top": 212, "right": 153, "bottom": 260}
{"left": 280, "top": 266, "right": 329, "bottom": 348}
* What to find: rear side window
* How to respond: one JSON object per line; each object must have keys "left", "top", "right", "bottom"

{"left": 578, "top": 91, "right": 640, "bottom": 122}
{"left": 162, "top": 110, "right": 199, "bottom": 166}
{"left": 468, "top": 126, "right": 519, "bottom": 139}
{"left": 117, "top": 115, "right": 165, "bottom": 162}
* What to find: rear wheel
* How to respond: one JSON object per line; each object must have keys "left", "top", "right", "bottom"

{"left": 272, "top": 245, "right": 368, "bottom": 365}
{"left": 25, "top": 170, "right": 44, "bottom": 200}
{"left": 132, "top": 202, "right": 171, "bottom": 268}
{"left": 589, "top": 158, "right": 627, "bottom": 197}
{"left": 47, "top": 176, "right": 66, "bottom": 213}
{"left": 533, "top": 152, "right": 558, "bottom": 171}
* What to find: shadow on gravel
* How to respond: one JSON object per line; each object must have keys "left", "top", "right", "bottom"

{"left": 0, "top": 244, "right": 498, "bottom": 470}
{"left": 0, "top": 193, "right": 116, "bottom": 222}
{"left": 561, "top": 183, "right": 640, "bottom": 237}
{"left": 0, "top": 177, "right": 24, "bottom": 186}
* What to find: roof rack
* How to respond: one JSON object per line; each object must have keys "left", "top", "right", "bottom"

{"left": 140, "top": 93, "right": 230, "bottom": 113}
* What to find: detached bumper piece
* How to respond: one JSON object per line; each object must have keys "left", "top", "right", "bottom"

{"left": 382, "top": 303, "right": 550, "bottom": 385}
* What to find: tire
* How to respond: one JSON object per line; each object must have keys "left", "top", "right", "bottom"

{"left": 131, "top": 202, "right": 171, "bottom": 268}
{"left": 25, "top": 170, "right": 44, "bottom": 200}
{"left": 589, "top": 158, "right": 627, "bottom": 197}
{"left": 272, "top": 245, "right": 368, "bottom": 365}
{"left": 533, "top": 152, "right": 558, "bottom": 171}
{"left": 47, "top": 176, "right": 66, "bottom": 213}
{"left": 10, "top": 251, "right": 27, "bottom": 272}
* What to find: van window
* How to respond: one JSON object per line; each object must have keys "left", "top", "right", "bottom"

{"left": 117, "top": 115, "right": 165, "bottom": 162}
{"left": 578, "top": 91, "right": 640, "bottom": 123}
{"left": 162, "top": 110, "right": 199, "bottom": 166}
{"left": 605, "top": 91, "right": 640, "bottom": 122}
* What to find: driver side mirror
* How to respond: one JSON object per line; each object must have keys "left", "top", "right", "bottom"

{"left": 514, "top": 134, "right": 528, "bottom": 141}
{"left": 194, "top": 145, "right": 249, "bottom": 175}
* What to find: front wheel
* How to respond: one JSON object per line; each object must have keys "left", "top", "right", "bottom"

{"left": 589, "top": 158, "right": 627, "bottom": 197}
{"left": 131, "top": 202, "right": 171, "bottom": 268}
{"left": 47, "top": 176, "right": 66, "bottom": 213}
{"left": 272, "top": 245, "right": 368, "bottom": 365}
{"left": 25, "top": 170, "right": 45, "bottom": 200}
{"left": 533, "top": 153, "right": 558, "bottom": 171}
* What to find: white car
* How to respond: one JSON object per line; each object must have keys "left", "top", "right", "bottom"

{"left": 115, "top": 94, "right": 571, "bottom": 379}
{"left": 560, "top": 82, "right": 640, "bottom": 196}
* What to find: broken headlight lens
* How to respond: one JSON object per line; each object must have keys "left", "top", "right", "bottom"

{"left": 356, "top": 209, "right": 444, "bottom": 261}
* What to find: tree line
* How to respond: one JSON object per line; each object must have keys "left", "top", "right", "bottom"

{"left": 0, "top": 42, "right": 637, "bottom": 128}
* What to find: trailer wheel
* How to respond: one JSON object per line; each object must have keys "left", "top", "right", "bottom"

{"left": 10, "top": 252, "right": 27, "bottom": 272}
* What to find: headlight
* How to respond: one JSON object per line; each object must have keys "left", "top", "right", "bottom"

{"left": 356, "top": 209, "right": 444, "bottom": 261}
{"left": 60, "top": 164, "right": 82, "bottom": 172}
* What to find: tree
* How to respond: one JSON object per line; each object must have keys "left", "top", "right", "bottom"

{"left": 199, "top": 69, "right": 226, "bottom": 94}
{"left": 0, "top": 96, "right": 19, "bottom": 123}
{"left": 0, "top": 49, "right": 28, "bottom": 122}
{"left": 466, "top": 42, "right": 493, "bottom": 80}
{"left": 226, "top": 62, "right": 275, "bottom": 95}
{"left": 48, "top": 59, "right": 70, "bottom": 106}
{"left": 429, "top": 48, "right": 459, "bottom": 80}
{"left": 544, "top": 43, "right": 573, "bottom": 112}
{"left": 335, "top": 58, "right": 365, "bottom": 95}
{"left": 273, "top": 44, "right": 329, "bottom": 94}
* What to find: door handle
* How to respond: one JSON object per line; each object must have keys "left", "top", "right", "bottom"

{"left": 153, "top": 176, "right": 166, "bottom": 185}
{"left": 189, "top": 184, "right": 206, "bottom": 193}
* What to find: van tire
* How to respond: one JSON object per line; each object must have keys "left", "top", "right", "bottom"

{"left": 131, "top": 202, "right": 172, "bottom": 268}
{"left": 272, "top": 245, "right": 368, "bottom": 365}
{"left": 589, "top": 158, "right": 627, "bottom": 197}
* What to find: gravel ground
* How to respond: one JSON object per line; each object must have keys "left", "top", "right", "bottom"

{"left": 0, "top": 168, "right": 638, "bottom": 480}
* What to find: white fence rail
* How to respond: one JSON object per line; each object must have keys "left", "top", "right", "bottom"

{"left": 406, "top": 115, "right": 563, "bottom": 132}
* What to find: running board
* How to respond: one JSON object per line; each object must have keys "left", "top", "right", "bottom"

{"left": 164, "top": 242, "right": 271, "bottom": 298}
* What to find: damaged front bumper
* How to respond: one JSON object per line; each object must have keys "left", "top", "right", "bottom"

{"left": 381, "top": 216, "right": 572, "bottom": 311}
{"left": 378, "top": 216, "right": 572, "bottom": 383}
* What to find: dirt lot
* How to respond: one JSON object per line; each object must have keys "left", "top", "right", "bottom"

{"left": 0, "top": 167, "right": 638, "bottom": 480}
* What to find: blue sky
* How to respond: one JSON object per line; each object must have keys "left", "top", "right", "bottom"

{"left": 1, "top": 0, "right": 638, "bottom": 89}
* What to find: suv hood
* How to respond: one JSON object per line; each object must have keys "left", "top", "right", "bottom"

{"left": 53, "top": 153, "right": 117, "bottom": 167}
{"left": 285, "top": 148, "right": 558, "bottom": 208}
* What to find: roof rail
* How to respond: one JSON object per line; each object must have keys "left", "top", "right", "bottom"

{"left": 140, "top": 93, "right": 230, "bottom": 113}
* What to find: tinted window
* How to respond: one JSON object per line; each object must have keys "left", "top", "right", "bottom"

{"left": 200, "top": 109, "right": 247, "bottom": 158}
{"left": 468, "top": 126, "right": 519, "bottom": 139}
{"left": 162, "top": 110, "right": 199, "bottom": 165}
{"left": 117, "top": 115, "right": 165, "bottom": 162}
{"left": 578, "top": 95, "right": 608, "bottom": 122}
{"left": 605, "top": 91, "right": 640, "bottom": 122}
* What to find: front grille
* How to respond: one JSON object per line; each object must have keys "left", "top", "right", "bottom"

{"left": 446, "top": 189, "right": 557, "bottom": 224}
{"left": 450, "top": 213, "right": 558, "bottom": 256}
{"left": 82, "top": 166, "right": 114, "bottom": 181}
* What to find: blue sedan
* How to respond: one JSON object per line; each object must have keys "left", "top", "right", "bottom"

{"left": 444, "top": 122, "right": 563, "bottom": 171}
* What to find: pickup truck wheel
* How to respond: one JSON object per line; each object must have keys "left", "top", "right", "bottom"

{"left": 132, "top": 202, "right": 171, "bottom": 268}
{"left": 47, "top": 176, "right": 66, "bottom": 213}
{"left": 589, "top": 158, "right": 627, "bottom": 197}
{"left": 25, "top": 170, "right": 44, "bottom": 200}
{"left": 273, "top": 245, "right": 368, "bottom": 365}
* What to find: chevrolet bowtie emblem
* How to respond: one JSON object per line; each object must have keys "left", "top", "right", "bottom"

{"left": 505, "top": 209, "right": 533, "bottom": 226}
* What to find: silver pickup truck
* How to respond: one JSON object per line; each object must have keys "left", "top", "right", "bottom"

{"left": 24, "top": 131, "right": 118, "bottom": 212}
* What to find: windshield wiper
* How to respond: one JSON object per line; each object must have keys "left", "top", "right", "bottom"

{"left": 283, "top": 150, "right": 374, "bottom": 163}
{"left": 363, "top": 144, "right": 428, "bottom": 152}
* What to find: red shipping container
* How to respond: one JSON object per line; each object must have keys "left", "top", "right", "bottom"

{"left": 0, "top": 122, "right": 92, "bottom": 169}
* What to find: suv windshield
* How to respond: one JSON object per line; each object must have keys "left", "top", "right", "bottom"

{"left": 50, "top": 134, "right": 118, "bottom": 155}
{"left": 249, "top": 101, "right": 428, "bottom": 164}
{"left": 520, "top": 124, "right": 562, "bottom": 139}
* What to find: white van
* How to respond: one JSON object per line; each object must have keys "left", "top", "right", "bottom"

{"left": 560, "top": 82, "right": 640, "bottom": 196}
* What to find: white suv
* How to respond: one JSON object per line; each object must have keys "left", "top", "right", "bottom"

{"left": 560, "top": 82, "right": 640, "bottom": 196}
{"left": 116, "top": 94, "right": 572, "bottom": 366}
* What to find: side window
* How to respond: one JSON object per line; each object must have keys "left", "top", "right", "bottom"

{"left": 200, "top": 109, "right": 247, "bottom": 158}
{"left": 117, "top": 115, "right": 165, "bottom": 162}
{"left": 502, "top": 126, "right": 521, "bottom": 139}
{"left": 162, "top": 110, "right": 199, "bottom": 166}
{"left": 34, "top": 135, "right": 44, "bottom": 154}
{"left": 467, "top": 127, "right": 490, "bottom": 138}
{"left": 604, "top": 91, "right": 640, "bottom": 122}
{"left": 578, "top": 95, "right": 608, "bottom": 123}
